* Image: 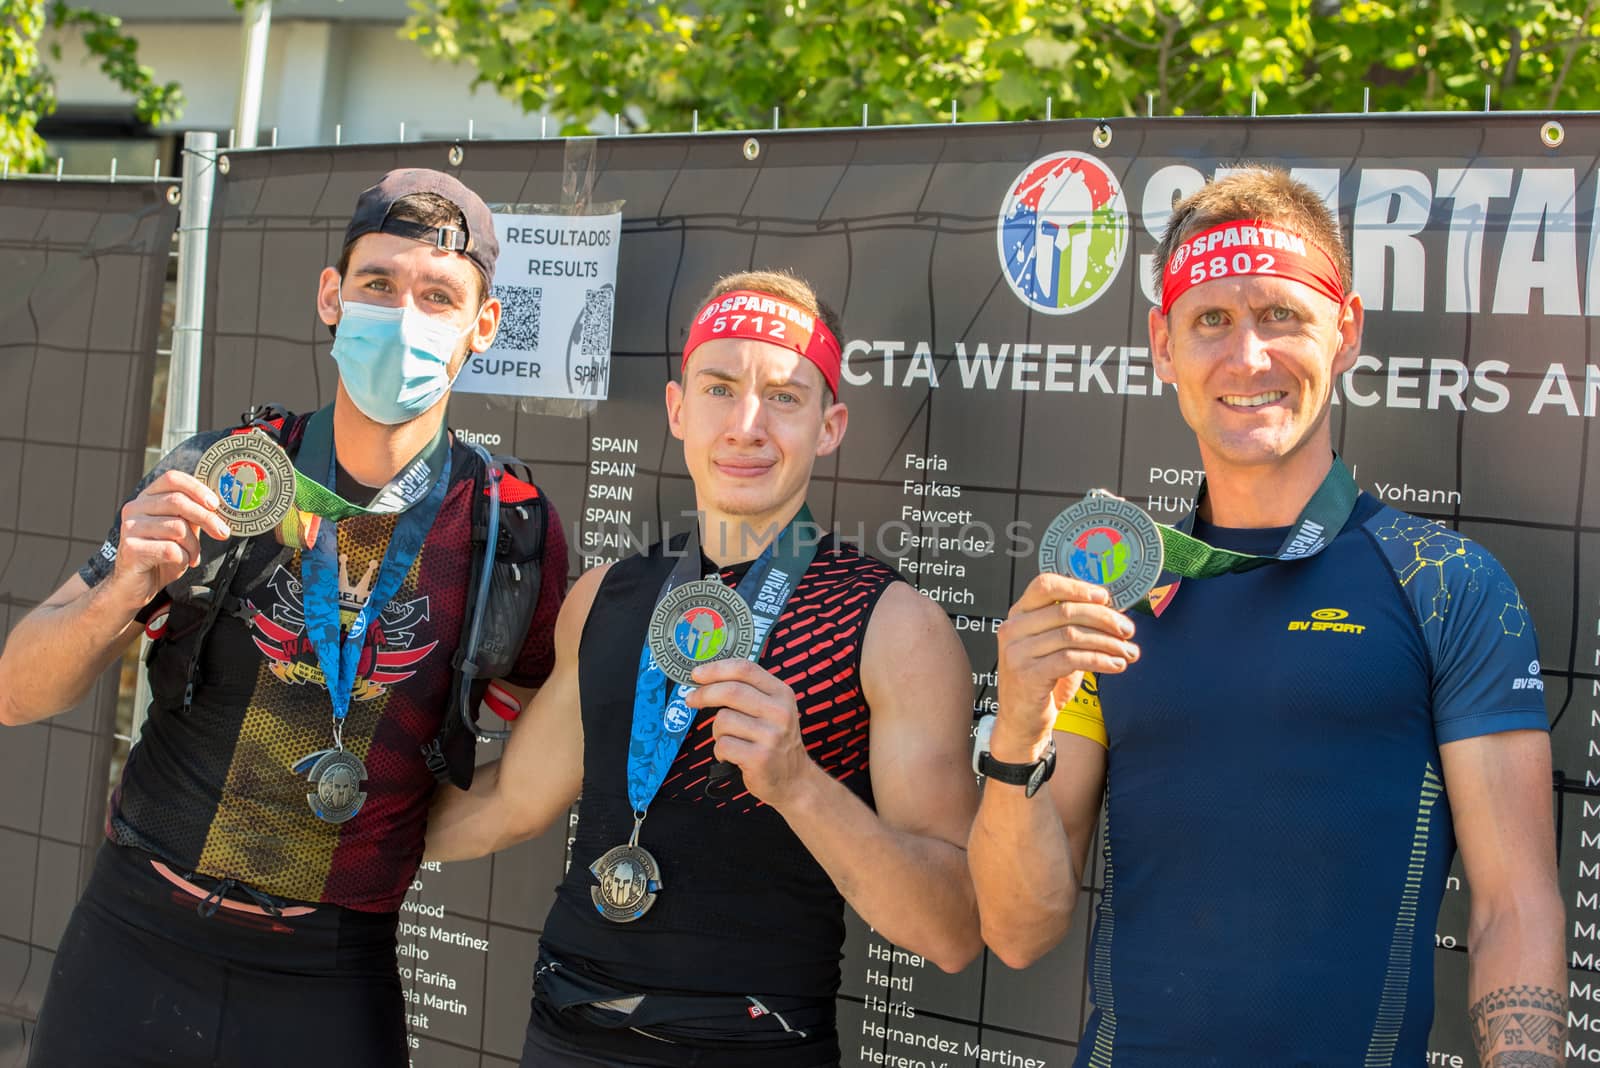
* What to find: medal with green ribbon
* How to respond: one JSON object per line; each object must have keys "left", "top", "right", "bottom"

{"left": 1040, "top": 456, "right": 1361, "bottom": 613}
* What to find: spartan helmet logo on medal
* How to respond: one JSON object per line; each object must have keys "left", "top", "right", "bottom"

{"left": 219, "top": 458, "right": 268, "bottom": 512}
{"left": 318, "top": 761, "right": 360, "bottom": 811}
{"left": 602, "top": 858, "right": 645, "bottom": 907}
{"left": 293, "top": 748, "right": 369, "bottom": 824}
{"left": 589, "top": 843, "right": 663, "bottom": 923}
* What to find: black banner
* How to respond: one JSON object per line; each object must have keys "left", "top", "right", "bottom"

{"left": 0, "top": 178, "right": 179, "bottom": 1061}
{"left": 193, "top": 116, "right": 1599, "bottom": 1067}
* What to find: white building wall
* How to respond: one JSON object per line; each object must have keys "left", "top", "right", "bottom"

{"left": 44, "top": 18, "right": 539, "bottom": 146}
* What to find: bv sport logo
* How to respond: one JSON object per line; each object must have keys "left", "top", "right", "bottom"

{"left": 997, "top": 151, "right": 1130, "bottom": 315}
{"left": 1286, "top": 607, "right": 1367, "bottom": 635}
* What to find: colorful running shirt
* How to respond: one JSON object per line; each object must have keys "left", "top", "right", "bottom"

{"left": 79, "top": 423, "right": 568, "bottom": 911}
{"left": 1054, "top": 494, "right": 1547, "bottom": 1066}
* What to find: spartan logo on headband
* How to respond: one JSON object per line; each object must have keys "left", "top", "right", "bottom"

{"left": 1160, "top": 219, "right": 1343, "bottom": 314}
{"left": 683, "top": 289, "right": 843, "bottom": 395}
{"left": 998, "top": 152, "right": 1130, "bottom": 316}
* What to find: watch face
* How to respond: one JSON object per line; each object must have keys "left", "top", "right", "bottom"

{"left": 1026, "top": 758, "right": 1049, "bottom": 798}
{"left": 972, "top": 713, "right": 997, "bottom": 776}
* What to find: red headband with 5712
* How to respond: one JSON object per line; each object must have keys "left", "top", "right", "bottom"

{"left": 683, "top": 289, "right": 843, "bottom": 397}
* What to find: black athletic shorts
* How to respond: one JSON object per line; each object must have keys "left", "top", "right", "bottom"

{"left": 28, "top": 841, "right": 406, "bottom": 1068}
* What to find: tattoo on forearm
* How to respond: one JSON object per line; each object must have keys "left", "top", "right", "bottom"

{"left": 1468, "top": 984, "right": 1566, "bottom": 1068}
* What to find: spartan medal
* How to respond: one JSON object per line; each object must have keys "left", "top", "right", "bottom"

{"left": 195, "top": 431, "right": 296, "bottom": 538}
{"left": 293, "top": 748, "right": 369, "bottom": 824}
{"left": 1039, "top": 490, "right": 1165, "bottom": 612}
{"left": 590, "top": 842, "right": 664, "bottom": 923}
{"left": 646, "top": 578, "right": 756, "bottom": 686}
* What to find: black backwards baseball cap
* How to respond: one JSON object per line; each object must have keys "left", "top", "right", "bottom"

{"left": 343, "top": 168, "right": 499, "bottom": 289}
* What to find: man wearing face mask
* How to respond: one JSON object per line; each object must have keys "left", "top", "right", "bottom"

{"left": 0, "top": 169, "right": 569, "bottom": 1066}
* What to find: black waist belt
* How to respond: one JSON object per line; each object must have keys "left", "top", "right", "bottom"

{"left": 534, "top": 949, "right": 832, "bottom": 1045}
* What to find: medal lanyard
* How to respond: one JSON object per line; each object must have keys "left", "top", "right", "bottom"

{"left": 1143, "top": 456, "right": 1359, "bottom": 609}
{"left": 297, "top": 405, "right": 452, "bottom": 745}
{"left": 625, "top": 506, "right": 820, "bottom": 817}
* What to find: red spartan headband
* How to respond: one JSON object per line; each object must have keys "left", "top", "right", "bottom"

{"left": 683, "top": 290, "right": 843, "bottom": 397}
{"left": 1161, "top": 220, "right": 1343, "bottom": 315}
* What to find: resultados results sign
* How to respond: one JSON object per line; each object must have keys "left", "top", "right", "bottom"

{"left": 454, "top": 211, "right": 623, "bottom": 402}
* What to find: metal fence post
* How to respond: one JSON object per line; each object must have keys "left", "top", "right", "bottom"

{"left": 234, "top": 1, "right": 273, "bottom": 148}
{"left": 165, "top": 131, "right": 216, "bottom": 454}
{"left": 132, "top": 130, "right": 217, "bottom": 738}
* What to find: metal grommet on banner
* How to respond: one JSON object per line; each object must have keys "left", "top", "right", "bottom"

{"left": 742, "top": 138, "right": 761, "bottom": 161}
{"left": 1092, "top": 123, "right": 1113, "bottom": 149}
{"left": 1540, "top": 120, "right": 1565, "bottom": 149}
{"left": 218, "top": 155, "right": 231, "bottom": 176}
{"left": 166, "top": 185, "right": 182, "bottom": 206}
{"left": 448, "top": 143, "right": 465, "bottom": 167}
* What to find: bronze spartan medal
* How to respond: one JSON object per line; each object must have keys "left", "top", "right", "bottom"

{"left": 590, "top": 842, "right": 664, "bottom": 923}
{"left": 1039, "top": 491, "right": 1165, "bottom": 612}
{"left": 646, "top": 578, "right": 756, "bottom": 686}
{"left": 195, "top": 431, "right": 296, "bottom": 538}
{"left": 298, "top": 748, "right": 369, "bottom": 824}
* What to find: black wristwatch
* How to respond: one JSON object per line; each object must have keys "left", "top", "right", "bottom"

{"left": 972, "top": 713, "right": 1057, "bottom": 798}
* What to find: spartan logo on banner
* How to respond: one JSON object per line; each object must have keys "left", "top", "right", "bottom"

{"left": 997, "top": 151, "right": 1130, "bottom": 315}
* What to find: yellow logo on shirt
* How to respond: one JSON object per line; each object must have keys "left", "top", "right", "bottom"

{"left": 1286, "top": 607, "right": 1366, "bottom": 635}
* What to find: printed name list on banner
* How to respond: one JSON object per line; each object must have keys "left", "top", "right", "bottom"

{"left": 454, "top": 212, "right": 622, "bottom": 402}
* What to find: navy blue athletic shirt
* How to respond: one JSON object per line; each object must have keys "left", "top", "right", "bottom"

{"left": 1058, "top": 493, "right": 1548, "bottom": 1067}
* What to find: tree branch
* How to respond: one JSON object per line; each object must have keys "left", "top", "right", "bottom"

{"left": 1549, "top": 0, "right": 1600, "bottom": 106}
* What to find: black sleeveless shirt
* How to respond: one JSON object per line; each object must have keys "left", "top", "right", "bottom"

{"left": 540, "top": 535, "right": 900, "bottom": 998}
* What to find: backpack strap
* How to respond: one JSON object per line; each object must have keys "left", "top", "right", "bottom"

{"left": 178, "top": 539, "right": 250, "bottom": 711}
{"left": 424, "top": 446, "right": 549, "bottom": 788}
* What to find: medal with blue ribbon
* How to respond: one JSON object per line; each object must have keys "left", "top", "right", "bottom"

{"left": 290, "top": 406, "right": 452, "bottom": 824}
{"left": 589, "top": 507, "right": 822, "bottom": 922}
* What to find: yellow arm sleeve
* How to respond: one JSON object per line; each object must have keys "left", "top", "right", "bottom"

{"left": 1052, "top": 672, "right": 1107, "bottom": 748}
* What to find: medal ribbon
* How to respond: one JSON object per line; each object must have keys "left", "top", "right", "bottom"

{"left": 297, "top": 405, "right": 452, "bottom": 734}
{"left": 228, "top": 409, "right": 424, "bottom": 526}
{"left": 1139, "top": 456, "right": 1359, "bottom": 612}
{"left": 626, "top": 507, "right": 821, "bottom": 816}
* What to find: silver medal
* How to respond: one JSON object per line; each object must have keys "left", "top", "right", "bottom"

{"left": 294, "top": 748, "right": 369, "bottom": 824}
{"left": 1039, "top": 491, "right": 1165, "bottom": 611}
{"left": 589, "top": 842, "right": 664, "bottom": 923}
{"left": 645, "top": 578, "right": 756, "bottom": 686}
{"left": 194, "top": 430, "right": 296, "bottom": 538}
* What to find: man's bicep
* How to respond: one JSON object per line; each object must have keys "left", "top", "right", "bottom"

{"left": 863, "top": 585, "right": 980, "bottom": 846}
{"left": 497, "top": 563, "right": 607, "bottom": 815}
{"left": 1439, "top": 729, "right": 1557, "bottom": 904}
{"left": 493, "top": 656, "right": 585, "bottom": 828}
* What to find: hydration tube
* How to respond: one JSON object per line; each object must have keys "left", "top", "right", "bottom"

{"left": 459, "top": 443, "right": 511, "bottom": 741}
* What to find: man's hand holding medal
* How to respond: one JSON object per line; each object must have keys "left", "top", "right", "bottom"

{"left": 686, "top": 658, "right": 816, "bottom": 808}
{"left": 994, "top": 573, "right": 1139, "bottom": 759}
{"left": 992, "top": 492, "right": 1160, "bottom": 760}
{"left": 106, "top": 469, "right": 233, "bottom": 608}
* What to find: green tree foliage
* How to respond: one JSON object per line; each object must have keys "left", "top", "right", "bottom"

{"left": 405, "top": 0, "right": 1600, "bottom": 133}
{"left": 2, "top": 0, "right": 182, "bottom": 172}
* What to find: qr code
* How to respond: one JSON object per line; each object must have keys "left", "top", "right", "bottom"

{"left": 492, "top": 284, "right": 542, "bottom": 350}
{"left": 580, "top": 284, "right": 615, "bottom": 358}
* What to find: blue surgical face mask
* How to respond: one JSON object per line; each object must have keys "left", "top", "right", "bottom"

{"left": 330, "top": 297, "right": 478, "bottom": 425}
